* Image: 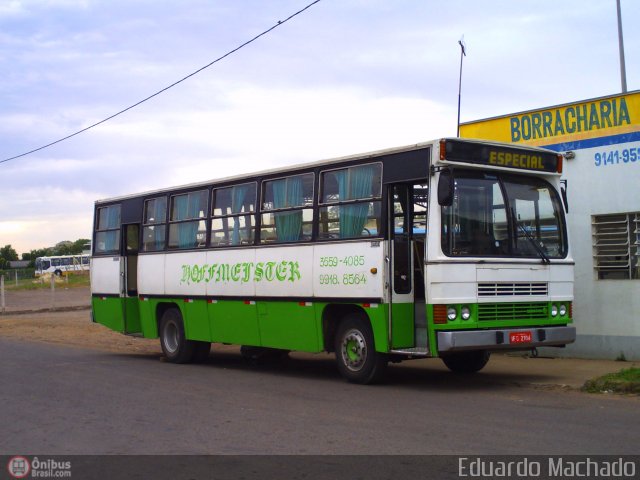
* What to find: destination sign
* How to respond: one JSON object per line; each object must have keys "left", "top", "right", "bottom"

{"left": 441, "top": 139, "right": 560, "bottom": 173}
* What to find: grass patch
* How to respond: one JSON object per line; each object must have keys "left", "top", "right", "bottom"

{"left": 582, "top": 367, "right": 640, "bottom": 394}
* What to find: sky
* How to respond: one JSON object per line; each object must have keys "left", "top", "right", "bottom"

{"left": 1, "top": 0, "right": 639, "bottom": 256}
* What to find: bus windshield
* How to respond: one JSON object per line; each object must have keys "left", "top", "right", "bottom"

{"left": 441, "top": 170, "right": 567, "bottom": 259}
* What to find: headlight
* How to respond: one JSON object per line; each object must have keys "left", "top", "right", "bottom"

{"left": 447, "top": 307, "right": 457, "bottom": 321}
{"left": 551, "top": 304, "right": 558, "bottom": 317}
{"left": 461, "top": 306, "right": 471, "bottom": 320}
{"left": 559, "top": 304, "right": 567, "bottom": 316}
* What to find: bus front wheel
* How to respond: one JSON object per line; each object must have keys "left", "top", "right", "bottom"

{"left": 334, "top": 314, "right": 387, "bottom": 384}
{"left": 441, "top": 350, "right": 490, "bottom": 373}
{"left": 159, "top": 308, "right": 196, "bottom": 363}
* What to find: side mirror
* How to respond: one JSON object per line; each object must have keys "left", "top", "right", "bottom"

{"left": 438, "top": 169, "right": 454, "bottom": 206}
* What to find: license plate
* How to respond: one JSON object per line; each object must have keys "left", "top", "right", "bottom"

{"left": 509, "top": 331, "right": 532, "bottom": 344}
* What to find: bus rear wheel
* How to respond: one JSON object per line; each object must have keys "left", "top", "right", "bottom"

{"left": 159, "top": 308, "right": 196, "bottom": 363}
{"left": 334, "top": 314, "right": 387, "bottom": 384}
{"left": 441, "top": 350, "right": 490, "bottom": 373}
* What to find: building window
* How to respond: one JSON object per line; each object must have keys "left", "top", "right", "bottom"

{"left": 319, "top": 163, "right": 382, "bottom": 239}
{"left": 142, "top": 196, "right": 167, "bottom": 251}
{"left": 211, "top": 182, "right": 257, "bottom": 246}
{"left": 168, "top": 190, "right": 208, "bottom": 249}
{"left": 95, "top": 204, "right": 121, "bottom": 255}
{"left": 260, "top": 173, "right": 314, "bottom": 243}
{"left": 592, "top": 212, "right": 640, "bottom": 280}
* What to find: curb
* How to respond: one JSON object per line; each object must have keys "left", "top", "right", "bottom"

{"left": 0, "top": 305, "right": 91, "bottom": 316}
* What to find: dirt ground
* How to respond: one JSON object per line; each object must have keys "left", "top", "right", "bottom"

{"left": 0, "top": 309, "right": 161, "bottom": 355}
{"left": 0, "top": 285, "right": 161, "bottom": 354}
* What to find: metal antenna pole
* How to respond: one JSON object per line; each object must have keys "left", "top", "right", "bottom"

{"left": 457, "top": 37, "right": 466, "bottom": 137}
{"left": 616, "top": 0, "right": 627, "bottom": 93}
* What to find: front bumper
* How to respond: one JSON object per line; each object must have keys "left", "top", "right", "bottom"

{"left": 437, "top": 326, "right": 576, "bottom": 352}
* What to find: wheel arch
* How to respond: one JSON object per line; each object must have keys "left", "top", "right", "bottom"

{"left": 321, "top": 303, "right": 370, "bottom": 353}
{"left": 156, "top": 301, "right": 182, "bottom": 334}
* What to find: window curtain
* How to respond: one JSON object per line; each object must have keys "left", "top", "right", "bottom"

{"left": 273, "top": 177, "right": 303, "bottom": 242}
{"left": 231, "top": 185, "right": 248, "bottom": 245}
{"left": 104, "top": 206, "right": 120, "bottom": 253}
{"left": 336, "top": 166, "right": 374, "bottom": 238}
{"left": 174, "top": 195, "right": 193, "bottom": 248}
{"left": 153, "top": 199, "right": 166, "bottom": 248}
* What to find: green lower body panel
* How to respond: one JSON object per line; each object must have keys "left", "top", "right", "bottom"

{"left": 96, "top": 296, "right": 392, "bottom": 354}
{"left": 123, "top": 297, "right": 141, "bottom": 334}
{"left": 92, "top": 296, "right": 141, "bottom": 334}
{"left": 208, "top": 300, "right": 260, "bottom": 346}
{"left": 257, "top": 301, "right": 319, "bottom": 351}
{"left": 92, "top": 296, "right": 124, "bottom": 333}
{"left": 390, "top": 303, "right": 414, "bottom": 349}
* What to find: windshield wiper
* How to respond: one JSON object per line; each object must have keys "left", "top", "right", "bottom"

{"left": 510, "top": 209, "right": 550, "bottom": 264}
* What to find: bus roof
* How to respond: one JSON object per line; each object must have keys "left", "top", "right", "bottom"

{"left": 95, "top": 138, "right": 559, "bottom": 204}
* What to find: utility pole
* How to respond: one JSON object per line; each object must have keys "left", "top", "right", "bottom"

{"left": 616, "top": 0, "right": 627, "bottom": 93}
{"left": 457, "top": 36, "right": 466, "bottom": 137}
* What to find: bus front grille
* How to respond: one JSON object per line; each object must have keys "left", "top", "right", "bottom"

{"left": 478, "top": 282, "right": 548, "bottom": 297}
{"left": 477, "top": 302, "right": 548, "bottom": 322}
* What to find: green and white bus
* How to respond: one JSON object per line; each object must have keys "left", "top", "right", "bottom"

{"left": 90, "top": 138, "right": 575, "bottom": 383}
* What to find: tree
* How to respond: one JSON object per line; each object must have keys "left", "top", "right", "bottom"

{"left": 53, "top": 241, "right": 73, "bottom": 256}
{"left": 1, "top": 245, "right": 18, "bottom": 262}
{"left": 0, "top": 245, "right": 19, "bottom": 270}
{"left": 50, "top": 239, "right": 90, "bottom": 255}
{"left": 71, "top": 238, "right": 91, "bottom": 254}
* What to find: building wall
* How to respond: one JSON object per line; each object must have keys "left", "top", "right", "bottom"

{"left": 460, "top": 91, "right": 640, "bottom": 360}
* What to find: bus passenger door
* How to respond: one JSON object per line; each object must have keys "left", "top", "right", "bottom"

{"left": 388, "top": 183, "right": 428, "bottom": 352}
{"left": 121, "top": 223, "right": 142, "bottom": 335}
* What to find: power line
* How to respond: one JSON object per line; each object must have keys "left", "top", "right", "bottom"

{"left": 0, "top": 0, "right": 322, "bottom": 165}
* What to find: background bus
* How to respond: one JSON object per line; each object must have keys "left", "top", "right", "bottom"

{"left": 90, "top": 138, "right": 575, "bottom": 384}
{"left": 35, "top": 254, "right": 90, "bottom": 276}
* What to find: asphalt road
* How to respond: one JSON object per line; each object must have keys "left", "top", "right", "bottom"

{"left": 1, "top": 338, "right": 638, "bottom": 456}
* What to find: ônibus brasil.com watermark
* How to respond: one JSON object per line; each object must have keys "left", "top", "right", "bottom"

{"left": 458, "top": 457, "right": 637, "bottom": 478}
{"left": 7, "top": 457, "right": 71, "bottom": 479}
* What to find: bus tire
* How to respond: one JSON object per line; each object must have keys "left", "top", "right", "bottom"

{"left": 159, "top": 308, "right": 195, "bottom": 364}
{"left": 334, "top": 314, "right": 387, "bottom": 384}
{"left": 441, "top": 350, "right": 490, "bottom": 373}
{"left": 54, "top": 269, "right": 62, "bottom": 276}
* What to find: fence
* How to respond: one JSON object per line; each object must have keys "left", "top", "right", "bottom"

{"left": 0, "top": 268, "right": 36, "bottom": 286}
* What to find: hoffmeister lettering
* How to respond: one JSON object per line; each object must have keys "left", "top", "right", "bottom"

{"left": 180, "top": 261, "right": 302, "bottom": 285}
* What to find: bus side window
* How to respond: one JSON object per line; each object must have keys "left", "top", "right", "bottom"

{"left": 95, "top": 204, "right": 121, "bottom": 255}
{"left": 168, "top": 190, "right": 208, "bottom": 250}
{"left": 142, "top": 196, "right": 167, "bottom": 252}
{"left": 211, "top": 183, "right": 257, "bottom": 246}
{"left": 260, "top": 174, "right": 313, "bottom": 243}
{"left": 318, "top": 163, "right": 382, "bottom": 239}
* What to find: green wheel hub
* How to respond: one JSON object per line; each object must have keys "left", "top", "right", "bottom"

{"left": 341, "top": 329, "right": 367, "bottom": 372}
